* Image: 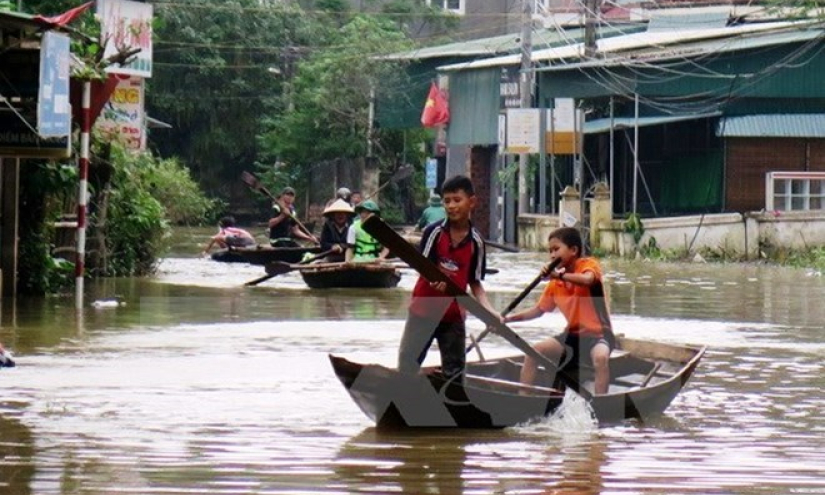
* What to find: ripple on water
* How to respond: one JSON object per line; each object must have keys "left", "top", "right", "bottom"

{"left": 2, "top": 252, "right": 823, "bottom": 494}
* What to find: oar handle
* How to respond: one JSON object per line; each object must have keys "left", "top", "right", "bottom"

{"left": 242, "top": 171, "right": 318, "bottom": 243}
{"left": 484, "top": 239, "right": 520, "bottom": 253}
{"left": 244, "top": 249, "right": 336, "bottom": 286}
{"left": 466, "top": 258, "right": 561, "bottom": 355}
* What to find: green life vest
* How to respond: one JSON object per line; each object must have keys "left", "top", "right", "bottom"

{"left": 353, "top": 219, "right": 382, "bottom": 259}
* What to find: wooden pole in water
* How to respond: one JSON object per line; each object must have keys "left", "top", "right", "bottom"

{"left": 75, "top": 81, "right": 91, "bottom": 309}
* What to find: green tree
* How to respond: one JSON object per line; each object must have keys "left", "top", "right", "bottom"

{"left": 147, "top": 0, "right": 318, "bottom": 199}
{"left": 257, "top": 15, "right": 413, "bottom": 183}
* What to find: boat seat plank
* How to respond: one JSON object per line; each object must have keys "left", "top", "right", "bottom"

{"left": 465, "top": 375, "right": 563, "bottom": 396}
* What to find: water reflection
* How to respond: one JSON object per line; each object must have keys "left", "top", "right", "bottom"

{"left": 0, "top": 413, "right": 34, "bottom": 495}
{"left": 0, "top": 239, "right": 822, "bottom": 494}
{"left": 336, "top": 428, "right": 470, "bottom": 493}
{"left": 335, "top": 427, "right": 611, "bottom": 495}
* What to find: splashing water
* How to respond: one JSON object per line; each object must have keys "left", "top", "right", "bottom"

{"left": 512, "top": 389, "right": 598, "bottom": 440}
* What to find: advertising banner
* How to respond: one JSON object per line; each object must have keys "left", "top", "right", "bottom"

{"left": 38, "top": 31, "right": 71, "bottom": 137}
{"left": 505, "top": 108, "right": 540, "bottom": 154}
{"left": 99, "top": 0, "right": 153, "bottom": 77}
{"left": 546, "top": 98, "right": 581, "bottom": 155}
{"left": 96, "top": 76, "right": 145, "bottom": 150}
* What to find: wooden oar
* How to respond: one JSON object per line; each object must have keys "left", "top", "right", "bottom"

{"left": 362, "top": 215, "right": 593, "bottom": 402}
{"left": 363, "top": 165, "right": 414, "bottom": 201}
{"left": 240, "top": 171, "right": 317, "bottom": 241}
{"left": 466, "top": 257, "right": 562, "bottom": 355}
{"left": 485, "top": 240, "right": 520, "bottom": 253}
{"left": 388, "top": 261, "right": 499, "bottom": 276}
{"left": 243, "top": 249, "right": 335, "bottom": 286}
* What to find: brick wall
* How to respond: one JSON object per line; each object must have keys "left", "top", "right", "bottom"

{"left": 469, "top": 146, "right": 495, "bottom": 239}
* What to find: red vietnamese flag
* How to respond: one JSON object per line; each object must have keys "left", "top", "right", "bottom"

{"left": 420, "top": 82, "right": 450, "bottom": 127}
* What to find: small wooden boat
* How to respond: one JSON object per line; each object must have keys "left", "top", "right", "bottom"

{"left": 211, "top": 245, "right": 322, "bottom": 265}
{"left": 330, "top": 336, "right": 705, "bottom": 428}
{"left": 298, "top": 262, "right": 402, "bottom": 289}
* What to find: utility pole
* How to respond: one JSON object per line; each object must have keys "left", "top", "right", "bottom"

{"left": 584, "top": 0, "right": 601, "bottom": 58}
{"left": 517, "top": 0, "right": 533, "bottom": 215}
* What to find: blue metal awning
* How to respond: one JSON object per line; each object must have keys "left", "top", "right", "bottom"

{"left": 717, "top": 114, "right": 825, "bottom": 138}
{"left": 584, "top": 112, "right": 721, "bottom": 134}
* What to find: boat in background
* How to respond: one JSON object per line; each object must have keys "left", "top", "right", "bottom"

{"left": 298, "top": 262, "right": 402, "bottom": 289}
{"left": 211, "top": 245, "right": 322, "bottom": 265}
{"left": 330, "top": 336, "right": 706, "bottom": 428}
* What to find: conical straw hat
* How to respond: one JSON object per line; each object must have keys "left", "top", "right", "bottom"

{"left": 323, "top": 198, "right": 355, "bottom": 216}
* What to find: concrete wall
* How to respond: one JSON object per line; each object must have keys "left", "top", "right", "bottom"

{"left": 517, "top": 213, "right": 560, "bottom": 250}
{"left": 516, "top": 210, "right": 825, "bottom": 257}
{"left": 598, "top": 211, "right": 825, "bottom": 258}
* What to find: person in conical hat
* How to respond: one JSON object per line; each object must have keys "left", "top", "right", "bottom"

{"left": 319, "top": 198, "right": 356, "bottom": 262}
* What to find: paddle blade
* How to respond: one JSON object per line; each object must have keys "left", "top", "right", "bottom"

{"left": 240, "top": 171, "right": 260, "bottom": 189}
{"left": 391, "top": 164, "right": 414, "bottom": 182}
{"left": 265, "top": 261, "right": 295, "bottom": 276}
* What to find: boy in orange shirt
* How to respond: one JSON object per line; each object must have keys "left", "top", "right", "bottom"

{"left": 502, "top": 227, "right": 614, "bottom": 394}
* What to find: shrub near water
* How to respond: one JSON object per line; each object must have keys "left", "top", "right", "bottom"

{"left": 18, "top": 142, "right": 215, "bottom": 293}
{"left": 101, "top": 143, "right": 215, "bottom": 276}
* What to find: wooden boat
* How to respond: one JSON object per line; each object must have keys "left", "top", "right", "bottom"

{"left": 330, "top": 336, "right": 705, "bottom": 428}
{"left": 298, "top": 262, "right": 402, "bottom": 289}
{"left": 210, "top": 245, "right": 322, "bottom": 265}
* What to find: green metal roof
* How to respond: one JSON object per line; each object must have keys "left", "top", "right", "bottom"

{"left": 717, "top": 114, "right": 825, "bottom": 138}
{"left": 585, "top": 112, "right": 721, "bottom": 134}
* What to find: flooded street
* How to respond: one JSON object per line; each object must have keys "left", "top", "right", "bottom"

{"left": 1, "top": 227, "right": 823, "bottom": 494}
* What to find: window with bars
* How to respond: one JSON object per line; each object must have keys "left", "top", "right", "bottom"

{"left": 766, "top": 172, "right": 825, "bottom": 212}
{"left": 428, "top": 0, "right": 464, "bottom": 14}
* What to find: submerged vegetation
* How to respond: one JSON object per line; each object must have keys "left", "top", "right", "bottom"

{"left": 18, "top": 140, "right": 215, "bottom": 295}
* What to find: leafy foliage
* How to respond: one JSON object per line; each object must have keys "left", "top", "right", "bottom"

{"left": 97, "top": 141, "right": 214, "bottom": 276}
{"left": 17, "top": 163, "right": 78, "bottom": 295}
{"left": 623, "top": 212, "right": 645, "bottom": 245}
{"left": 147, "top": 0, "right": 318, "bottom": 197}
{"left": 256, "top": 15, "right": 414, "bottom": 187}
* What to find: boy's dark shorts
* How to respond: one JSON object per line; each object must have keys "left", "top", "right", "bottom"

{"left": 555, "top": 332, "right": 612, "bottom": 369}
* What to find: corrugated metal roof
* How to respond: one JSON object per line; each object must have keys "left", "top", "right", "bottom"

{"left": 438, "top": 20, "right": 813, "bottom": 71}
{"left": 717, "top": 114, "right": 825, "bottom": 137}
{"left": 385, "top": 32, "right": 525, "bottom": 60}
{"left": 542, "top": 25, "right": 824, "bottom": 72}
{"left": 646, "top": 10, "right": 728, "bottom": 31}
{"left": 585, "top": 112, "right": 721, "bottom": 134}
{"left": 385, "top": 24, "right": 645, "bottom": 61}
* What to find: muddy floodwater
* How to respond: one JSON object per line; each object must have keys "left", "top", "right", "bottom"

{"left": 1, "top": 227, "right": 823, "bottom": 494}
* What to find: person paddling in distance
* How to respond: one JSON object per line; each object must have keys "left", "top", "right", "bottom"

{"left": 416, "top": 193, "right": 447, "bottom": 231}
{"left": 502, "top": 227, "right": 614, "bottom": 394}
{"left": 0, "top": 343, "right": 14, "bottom": 368}
{"left": 318, "top": 199, "right": 355, "bottom": 262}
{"left": 398, "top": 175, "right": 497, "bottom": 381}
{"left": 345, "top": 200, "right": 390, "bottom": 262}
{"left": 269, "top": 186, "right": 318, "bottom": 247}
{"left": 202, "top": 216, "right": 256, "bottom": 256}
